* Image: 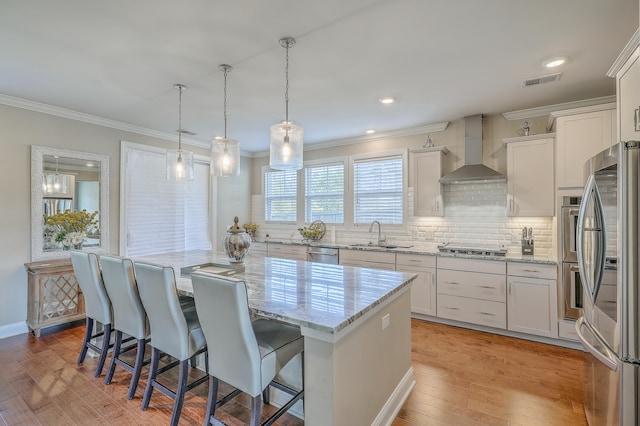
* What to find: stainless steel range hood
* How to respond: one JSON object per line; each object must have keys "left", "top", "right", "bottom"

{"left": 439, "top": 115, "right": 505, "bottom": 184}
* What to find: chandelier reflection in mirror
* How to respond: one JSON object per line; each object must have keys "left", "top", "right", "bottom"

{"left": 211, "top": 64, "right": 240, "bottom": 177}
{"left": 270, "top": 36, "right": 303, "bottom": 171}
{"left": 43, "top": 155, "right": 69, "bottom": 195}
{"left": 166, "top": 83, "right": 195, "bottom": 181}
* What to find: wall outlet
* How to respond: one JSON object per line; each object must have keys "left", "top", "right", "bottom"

{"left": 382, "top": 313, "right": 390, "bottom": 330}
{"left": 511, "top": 232, "right": 520, "bottom": 243}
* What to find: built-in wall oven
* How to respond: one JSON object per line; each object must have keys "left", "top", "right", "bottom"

{"left": 561, "top": 196, "right": 583, "bottom": 320}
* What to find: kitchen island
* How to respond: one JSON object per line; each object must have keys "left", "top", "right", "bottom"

{"left": 135, "top": 250, "right": 417, "bottom": 426}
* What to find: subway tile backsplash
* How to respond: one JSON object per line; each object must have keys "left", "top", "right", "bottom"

{"left": 251, "top": 182, "right": 555, "bottom": 258}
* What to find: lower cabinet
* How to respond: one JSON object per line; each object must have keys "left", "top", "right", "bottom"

{"left": 506, "top": 262, "right": 558, "bottom": 338}
{"left": 436, "top": 257, "right": 507, "bottom": 329}
{"left": 396, "top": 254, "right": 437, "bottom": 316}
{"left": 338, "top": 249, "right": 395, "bottom": 270}
{"left": 267, "top": 243, "right": 307, "bottom": 261}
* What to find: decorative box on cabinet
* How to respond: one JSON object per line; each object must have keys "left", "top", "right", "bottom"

{"left": 24, "top": 259, "right": 85, "bottom": 337}
{"left": 410, "top": 146, "right": 448, "bottom": 217}
{"left": 503, "top": 134, "right": 555, "bottom": 217}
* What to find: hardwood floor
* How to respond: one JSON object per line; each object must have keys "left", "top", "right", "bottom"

{"left": 0, "top": 319, "right": 586, "bottom": 425}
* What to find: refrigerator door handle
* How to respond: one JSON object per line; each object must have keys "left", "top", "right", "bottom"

{"left": 577, "top": 174, "right": 606, "bottom": 304}
{"left": 576, "top": 317, "right": 618, "bottom": 371}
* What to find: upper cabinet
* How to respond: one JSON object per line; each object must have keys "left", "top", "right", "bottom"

{"left": 503, "top": 134, "right": 555, "bottom": 217}
{"left": 613, "top": 36, "right": 640, "bottom": 142}
{"left": 410, "top": 147, "right": 448, "bottom": 217}
{"left": 551, "top": 105, "right": 616, "bottom": 189}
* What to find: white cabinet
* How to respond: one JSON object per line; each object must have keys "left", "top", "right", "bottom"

{"left": 506, "top": 262, "right": 558, "bottom": 338}
{"left": 552, "top": 105, "right": 616, "bottom": 188}
{"left": 396, "top": 254, "right": 437, "bottom": 316}
{"left": 338, "top": 249, "right": 395, "bottom": 270}
{"left": 503, "top": 134, "right": 555, "bottom": 217}
{"left": 436, "top": 257, "right": 507, "bottom": 329}
{"left": 616, "top": 45, "right": 640, "bottom": 142}
{"left": 410, "top": 147, "right": 448, "bottom": 217}
{"left": 267, "top": 243, "right": 307, "bottom": 261}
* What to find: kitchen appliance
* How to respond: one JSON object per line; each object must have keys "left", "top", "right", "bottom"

{"left": 576, "top": 141, "right": 640, "bottom": 425}
{"left": 437, "top": 244, "right": 507, "bottom": 257}
{"left": 306, "top": 246, "right": 339, "bottom": 264}
{"left": 521, "top": 227, "right": 534, "bottom": 255}
{"left": 561, "top": 196, "right": 584, "bottom": 320}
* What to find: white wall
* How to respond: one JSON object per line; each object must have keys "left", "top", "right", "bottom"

{"left": 0, "top": 103, "right": 250, "bottom": 330}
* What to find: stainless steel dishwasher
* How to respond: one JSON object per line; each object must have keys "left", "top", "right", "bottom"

{"left": 306, "top": 246, "right": 339, "bottom": 264}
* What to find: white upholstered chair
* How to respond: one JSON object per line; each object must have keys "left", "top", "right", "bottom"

{"left": 191, "top": 272, "right": 304, "bottom": 426}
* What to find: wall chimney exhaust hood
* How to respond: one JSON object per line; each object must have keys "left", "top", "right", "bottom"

{"left": 439, "top": 115, "right": 505, "bottom": 184}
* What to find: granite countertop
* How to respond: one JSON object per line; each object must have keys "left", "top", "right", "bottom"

{"left": 255, "top": 239, "right": 558, "bottom": 265}
{"left": 134, "top": 250, "right": 416, "bottom": 334}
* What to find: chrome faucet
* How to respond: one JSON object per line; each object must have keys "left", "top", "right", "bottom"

{"left": 368, "top": 220, "right": 385, "bottom": 246}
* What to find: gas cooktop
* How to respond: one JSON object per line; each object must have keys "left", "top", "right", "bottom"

{"left": 437, "top": 244, "right": 507, "bottom": 257}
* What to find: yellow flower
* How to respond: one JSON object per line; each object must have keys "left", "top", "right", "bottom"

{"left": 45, "top": 210, "right": 99, "bottom": 244}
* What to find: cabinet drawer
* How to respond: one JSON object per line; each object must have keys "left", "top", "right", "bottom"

{"left": 437, "top": 269, "right": 506, "bottom": 302}
{"left": 437, "top": 294, "right": 506, "bottom": 329}
{"left": 339, "top": 249, "right": 395, "bottom": 265}
{"left": 437, "top": 257, "right": 505, "bottom": 274}
{"left": 396, "top": 253, "right": 436, "bottom": 268}
{"left": 507, "top": 262, "right": 556, "bottom": 280}
{"left": 267, "top": 244, "right": 306, "bottom": 260}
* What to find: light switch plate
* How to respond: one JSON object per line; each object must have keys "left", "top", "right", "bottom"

{"left": 382, "top": 313, "right": 390, "bottom": 330}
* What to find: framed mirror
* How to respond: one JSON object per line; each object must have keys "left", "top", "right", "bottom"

{"left": 31, "top": 145, "right": 109, "bottom": 261}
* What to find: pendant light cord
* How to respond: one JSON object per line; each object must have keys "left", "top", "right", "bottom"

{"left": 223, "top": 66, "right": 228, "bottom": 139}
{"left": 285, "top": 42, "right": 289, "bottom": 126}
{"left": 178, "top": 85, "right": 183, "bottom": 151}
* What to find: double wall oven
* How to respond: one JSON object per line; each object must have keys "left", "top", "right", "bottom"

{"left": 561, "top": 196, "right": 583, "bottom": 320}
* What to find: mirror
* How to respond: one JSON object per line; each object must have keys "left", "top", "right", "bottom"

{"left": 31, "top": 145, "right": 109, "bottom": 261}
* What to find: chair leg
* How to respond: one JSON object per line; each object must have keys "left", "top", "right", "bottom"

{"left": 77, "top": 317, "right": 94, "bottom": 365}
{"left": 105, "top": 330, "right": 123, "bottom": 384}
{"left": 204, "top": 375, "right": 218, "bottom": 426}
{"left": 170, "top": 360, "right": 189, "bottom": 426}
{"left": 94, "top": 323, "right": 112, "bottom": 377}
{"left": 127, "top": 339, "right": 146, "bottom": 400}
{"left": 142, "top": 347, "right": 159, "bottom": 410}
{"left": 249, "top": 395, "right": 262, "bottom": 426}
{"left": 262, "top": 385, "right": 270, "bottom": 405}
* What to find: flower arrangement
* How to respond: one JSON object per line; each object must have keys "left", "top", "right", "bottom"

{"left": 243, "top": 222, "right": 259, "bottom": 238}
{"left": 45, "top": 209, "right": 99, "bottom": 249}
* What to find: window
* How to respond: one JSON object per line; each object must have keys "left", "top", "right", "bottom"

{"left": 304, "top": 162, "right": 344, "bottom": 224}
{"left": 121, "top": 142, "right": 212, "bottom": 256}
{"left": 353, "top": 156, "right": 403, "bottom": 225}
{"left": 265, "top": 169, "right": 297, "bottom": 223}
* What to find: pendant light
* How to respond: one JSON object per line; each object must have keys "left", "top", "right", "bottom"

{"left": 211, "top": 64, "right": 240, "bottom": 177}
{"left": 269, "top": 36, "right": 303, "bottom": 171}
{"left": 166, "top": 83, "right": 195, "bottom": 181}
{"left": 44, "top": 155, "right": 68, "bottom": 194}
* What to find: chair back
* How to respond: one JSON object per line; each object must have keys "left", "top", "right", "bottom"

{"left": 191, "top": 273, "right": 262, "bottom": 396}
{"left": 133, "top": 261, "right": 191, "bottom": 360}
{"left": 100, "top": 255, "right": 149, "bottom": 340}
{"left": 70, "top": 251, "right": 111, "bottom": 325}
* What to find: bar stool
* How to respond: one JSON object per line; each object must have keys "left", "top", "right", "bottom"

{"left": 133, "top": 261, "right": 208, "bottom": 426}
{"left": 191, "top": 272, "right": 304, "bottom": 426}
{"left": 100, "top": 255, "right": 150, "bottom": 399}
{"left": 70, "top": 251, "right": 113, "bottom": 378}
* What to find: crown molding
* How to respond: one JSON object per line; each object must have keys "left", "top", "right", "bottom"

{"left": 502, "top": 132, "right": 556, "bottom": 145}
{"left": 502, "top": 95, "right": 616, "bottom": 121}
{"left": 547, "top": 102, "right": 616, "bottom": 130}
{"left": 607, "top": 27, "right": 640, "bottom": 77}
{"left": 249, "top": 121, "right": 450, "bottom": 158}
{"left": 0, "top": 93, "right": 209, "bottom": 149}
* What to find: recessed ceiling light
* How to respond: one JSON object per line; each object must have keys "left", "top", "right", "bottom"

{"left": 379, "top": 96, "right": 396, "bottom": 104}
{"left": 365, "top": 129, "right": 376, "bottom": 134}
{"left": 543, "top": 57, "right": 567, "bottom": 68}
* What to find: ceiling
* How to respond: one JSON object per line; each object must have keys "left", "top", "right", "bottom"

{"left": 1, "top": 0, "right": 637, "bottom": 153}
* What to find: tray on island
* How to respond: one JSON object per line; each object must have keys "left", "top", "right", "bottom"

{"left": 180, "top": 262, "right": 244, "bottom": 278}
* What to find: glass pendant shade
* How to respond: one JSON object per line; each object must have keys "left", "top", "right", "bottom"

{"left": 166, "top": 148, "right": 194, "bottom": 181}
{"left": 211, "top": 138, "right": 240, "bottom": 176}
{"left": 269, "top": 121, "right": 303, "bottom": 170}
{"left": 43, "top": 174, "right": 68, "bottom": 194}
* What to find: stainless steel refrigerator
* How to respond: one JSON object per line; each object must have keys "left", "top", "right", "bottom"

{"left": 576, "top": 141, "right": 640, "bottom": 425}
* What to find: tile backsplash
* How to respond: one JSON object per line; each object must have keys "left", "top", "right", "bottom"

{"left": 250, "top": 182, "right": 556, "bottom": 258}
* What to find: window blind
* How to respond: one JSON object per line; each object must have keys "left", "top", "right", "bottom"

{"left": 353, "top": 156, "right": 403, "bottom": 225}
{"left": 305, "top": 162, "right": 344, "bottom": 224}
{"left": 124, "top": 147, "right": 212, "bottom": 256}
{"left": 265, "top": 169, "right": 297, "bottom": 222}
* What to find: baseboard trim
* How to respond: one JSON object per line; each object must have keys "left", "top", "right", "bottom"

{"left": 373, "top": 367, "right": 416, "bottom": 426}
{"left": 0, "top": 321, "right": 28, "bottom": 340}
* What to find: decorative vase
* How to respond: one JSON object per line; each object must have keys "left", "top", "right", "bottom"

{"left": 223, "top": 216, "right": 252, "bottom": 264}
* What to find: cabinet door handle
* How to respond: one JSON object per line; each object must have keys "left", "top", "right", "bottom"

{"left": 508, "top": 282, "right": 512, "bottom": 295}
{"left": 431, "top": 274, "right": 435, "bottom": 286}
{"left": 445, "top": 281, "right": 460, "bottom": 285}
{"left": 479, "top": 312, "right": 495, "bottom": 316}
{"left": 443, "top": 306, "right": 459, "bottom": 311}
{"left": 479, "top": 285, "right": 494, "bottom": 289}
{"left": 523, "top": 269, "right": 539, "bottom": 273}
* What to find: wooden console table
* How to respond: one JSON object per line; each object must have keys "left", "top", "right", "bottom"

{"left": 24, "top": 259, "right": 85, "bottom": 337}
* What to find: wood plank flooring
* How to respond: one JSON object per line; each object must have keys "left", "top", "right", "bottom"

{"left": 0, "top": 319, "right": 587, "bottom": 425}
